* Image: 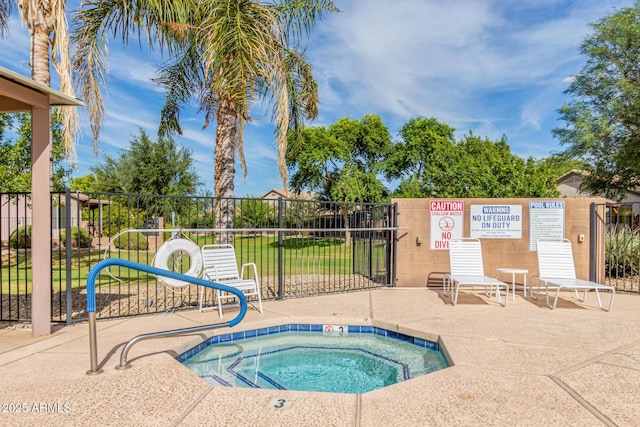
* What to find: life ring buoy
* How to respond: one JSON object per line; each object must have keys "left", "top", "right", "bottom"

{"left": 154, "top": 239, "right": 203, "bottom": 287}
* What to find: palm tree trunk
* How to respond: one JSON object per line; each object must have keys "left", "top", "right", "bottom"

{"left": 214, "top": 98, "right": 237, "bottom": 243}
{"left": 31, "top": 26, "right": 50, "bottom": 85}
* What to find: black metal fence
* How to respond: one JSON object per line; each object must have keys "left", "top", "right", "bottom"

{"left": 591, "top": 201, "right": 640, "bottom": 293}
{"left": 0, "top": 193, "right": 31, "bottom": 322}
{"left": 0, "top": 190, "right": 397, "bottom": 323}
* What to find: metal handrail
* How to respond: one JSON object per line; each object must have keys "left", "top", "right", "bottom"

{"left": 86, "top": 258, "right": 247, "bottom": 374}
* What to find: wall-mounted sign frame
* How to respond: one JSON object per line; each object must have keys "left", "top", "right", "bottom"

{"left": 430, "top": 200, "right": 464, "bottom": 250}
{"left": 529, "top": 201, "right": 565, "bottom": 251}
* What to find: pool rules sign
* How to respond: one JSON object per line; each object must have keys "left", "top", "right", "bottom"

{"left": 430, "top": 200, "right": 464, "bottom": 250}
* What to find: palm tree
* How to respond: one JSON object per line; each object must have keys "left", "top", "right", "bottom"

{"left": 10, "top": 0, "right": 78, "bottom": 155}
{"left": 72, "top": 0, "right": 337, "bottom": 233}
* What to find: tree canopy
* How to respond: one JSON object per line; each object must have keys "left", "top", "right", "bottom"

{"left": 384, "top": 117, "right": 561, "bottom": 198}
{"left": 286, "top": 115, "right": 567, "bottom": 201}
{"left": 89, "top": 129, "right": 201, "bottom": 196}
{"left": 554, "top": 2, "right": 640, "bottom": 200}
{"left": 0, "top": 111, "right": 72, "bottom": 192}
{"left": 286, "top": 114, "right": 392, "bottom": 203}
{"left": 384, "top": 117, "right": 456, "bottom": 198}
{"left": 70, "top": 174, "right": 97, "bottom": 192}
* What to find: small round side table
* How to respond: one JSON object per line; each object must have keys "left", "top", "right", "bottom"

{"left": 496, "top": 268, "right": 529, "bottom": 302}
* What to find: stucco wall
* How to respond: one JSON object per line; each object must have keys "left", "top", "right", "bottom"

{"left": 393, "top": 197, "right": 606, "bottom": 287}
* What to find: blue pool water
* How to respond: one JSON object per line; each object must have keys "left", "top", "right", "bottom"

{"left": 178, "top": 324, "right": 449, "bottom": 394}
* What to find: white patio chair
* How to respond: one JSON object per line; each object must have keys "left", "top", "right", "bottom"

{"left": 199, "top": 244, "right": 263, "bottom": 318}
{"left": 444, "top": 238, "right": 508, "bottom": 306}
{"left": 531, "top": 239, "right": 615, "bottom": 311}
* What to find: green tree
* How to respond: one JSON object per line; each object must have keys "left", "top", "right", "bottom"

{"left": 384, "top": 117, "right": 457, "bottom": 198}
{"left": 235, "top": 199, "right": 276, "bottom": 229}
{"left": 536, "top": 153, "right": 587, "bottom": 182}
{"left": 70, "top": 174, "right": 98, "bottom": 192}
{"left": 0, "top": 111, "right": 73, "bottom": 192}
{"left": 101, "top": 200, "right": 147, "bottom": 237}
{"left": 385, "top": 117, "right": 560, "bottom": 198}
{"left": 287, "top": 115, "right": 391, "bottom": 245}
{"left": 90, "top": 129, "right": 201, "bottom": 197}
{"left": 437, "top": 133, "right": 559, "bottom": 198}
{"left": 287, "top": 114, "right": 391, "bottom": 203}
{"left": 554, "top": 3, "right": 640, "bottom": 200}
{"left": 0, "top": 113, "right": 13, "bottom": 148}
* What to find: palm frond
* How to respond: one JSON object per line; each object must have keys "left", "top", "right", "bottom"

{"left": 199, "top": 0, "right": 279, "bottom": 118}
{"left": 155, "top": 42, "right": 207, "bottom": 137}
{"left": 271, "top": 0, "right": 339, "bottom": 44}
{"left": 51, "top": 0, "right": 79, "bottom": 162}
{"left": 0, "top": 0, "right": 11, "bottom": 37}
{"left": 72, "top": 0, "right": 198, "bottom": 153}
{"left": 198, "top": 79, "right": 219, "bottom": 130}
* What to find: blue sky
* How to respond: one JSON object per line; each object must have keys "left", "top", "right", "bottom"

{"left": 0, "top": 0, "right": 633, "bottom": 196}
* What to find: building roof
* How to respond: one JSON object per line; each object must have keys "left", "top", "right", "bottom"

{"left": 556, "top": 169, "right": 640, "bottom": 200}
{"left": 0, "top": 66, "right": 83, "bottom": 112}
{"left": 555, "top": 169, "right": 585, "bottom": 183}
{"left": 260, "top": 189, "right": 316, "bottom": 200}
{"left": 69, "top": 192, "right": 111, "bottom": 209}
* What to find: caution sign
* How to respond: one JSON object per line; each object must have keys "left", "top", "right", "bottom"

{"left": 430, "top": 200, "right": 464, "bottom": 250}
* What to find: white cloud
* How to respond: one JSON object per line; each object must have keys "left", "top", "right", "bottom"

{"left": 107, "top": 110, "right": 157, "bottom": 131}
{"left": 309, "top": 0, "right": 630, "bottom": 160}
{"left": 107, "top": 49, "right": 164, "bottom": 93}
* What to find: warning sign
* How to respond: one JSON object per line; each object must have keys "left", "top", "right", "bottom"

{"left": 470, "top": 205, "right": 522, "bottom": 239}
{"left": 430, "top": 200, "right": 464, "bottom": 250}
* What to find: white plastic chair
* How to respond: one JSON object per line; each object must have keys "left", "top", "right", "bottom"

{"left": 199, "top": 244, "right": 263, "bottom": 318}
{"left": 444, "top": 238, "right": 508, "bottom": 306}
{"left": 531, "top": 239, "right": 615, "bottom": 311}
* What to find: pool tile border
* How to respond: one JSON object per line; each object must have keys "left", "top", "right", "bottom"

{"left": 176, "top": 323, "right": 444, "bottom": 363}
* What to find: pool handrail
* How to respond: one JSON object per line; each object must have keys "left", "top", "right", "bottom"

{"left": 86, "top": 258, "right": 247, "bottom": 374}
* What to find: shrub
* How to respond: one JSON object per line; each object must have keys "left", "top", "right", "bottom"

{"left": 9, "top": 225, "right": 32, "bottom": 249}
{"left": 113, "top": 232, "right": 148, "bottom": 250}
{"left": 235, "top": 199, "right": 276, "bottom": 228}
{"left": 605, "top": 226, "right": 640, "bottom": 276}
{"left": 60, "top": 227, "right": 92, "bottom": 248}
{"left": 101, "top": 201, "right": 146, "bottom": 237}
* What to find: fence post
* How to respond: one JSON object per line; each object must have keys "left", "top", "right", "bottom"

{"left": 589, "top": 202, "right": 596, "bottom": 282}
{"left": 65, "top": 189, "right": 73, "bottom": 325}
{"left": 277, "top": 197, "right": 284, "bottom": 299}
{"left": 390, "top": 202, "right": 398, "bottom": 286}
{"left": 368, "top": 217, "right": 373, "bottom": 279}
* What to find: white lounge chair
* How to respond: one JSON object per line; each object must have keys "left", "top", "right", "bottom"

{"left": 531, "top": 239, "right": 615, "bottom": 311}
{"left": 444, "top": 238, "right": 508, "bottom": 306}
{"left": 199, "top": 244, "right": 263, "bottom": 318}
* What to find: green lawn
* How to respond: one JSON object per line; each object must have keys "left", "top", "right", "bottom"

{"left": 0, "top": 235, "right": 370, "bottom": 294}
{"left": 1, "top": 249, "right": 158, "bottom": 293}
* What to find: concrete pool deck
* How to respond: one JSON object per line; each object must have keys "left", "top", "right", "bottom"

{"left": 0, "top": 288, "right": 638, "bottom": 426}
